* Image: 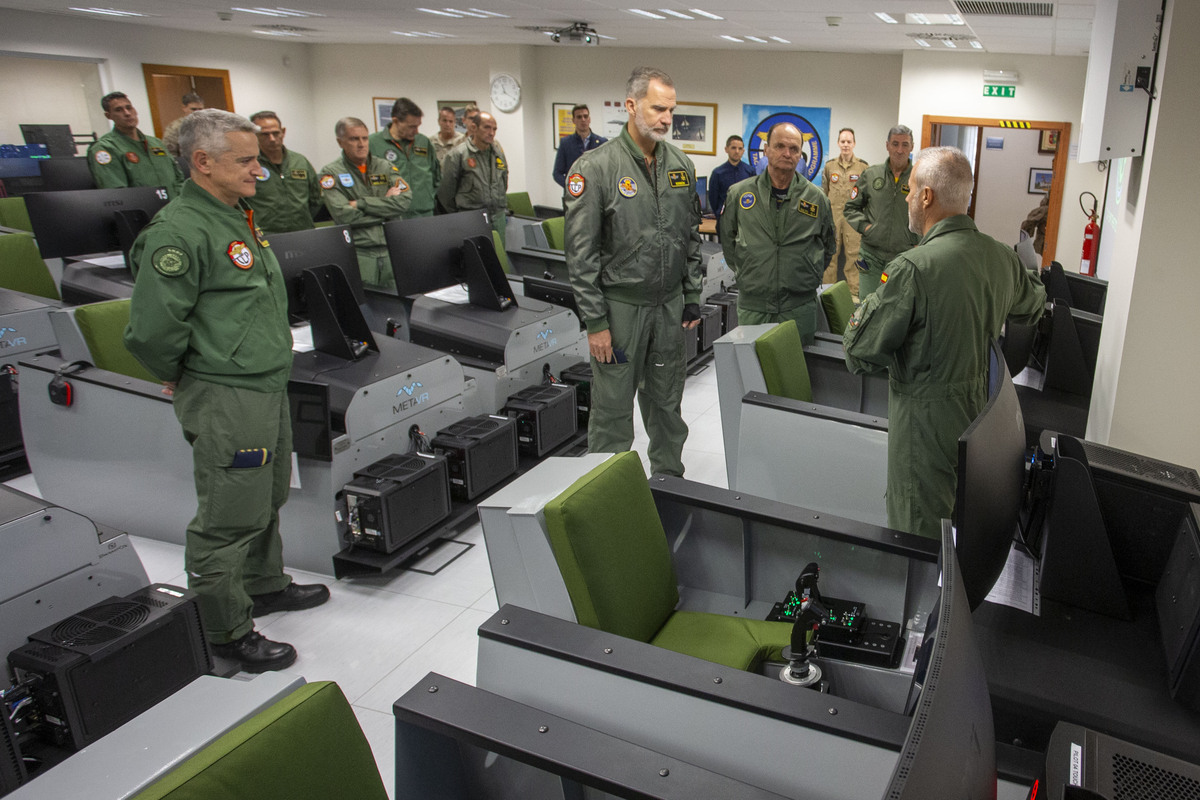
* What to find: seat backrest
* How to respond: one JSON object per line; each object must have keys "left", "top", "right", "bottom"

{"left": 754, "top": 320, "right": 813, "bottom": 402}
{"left": 73, "top": 299, "right": 158, "bottom": 382}
{"left": 820, "top": 280, "right": 855, "bottom": 335}
{"left": 0, "top": 233, "right": 60, "bottom": 300}
{"left": 0, "top": 198, "right": 33, "bottom": 233}
{"left": 130, "top": 681, "right": 387, "bottom": 800}
{"left": 541, "top": 216, "right": 566, "bottom": 250}
{"left": 542, "top": 451, "right": 679, "bottom": 643}
{"left": 507, "top": 191, "right": 535, "bottom": 217}
{"left": 492, "top": 230, "right": 511, "bottom": 274}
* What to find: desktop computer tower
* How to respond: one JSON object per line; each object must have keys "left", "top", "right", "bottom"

{"left": 698, "top": 304, "right": 722, "bottom": 353}
{"left": 684, "top": 323, "right": 699, "bottom": 364}
{"left": 431, "top": 415, "right": 519, "bottom": 502}
{"left": 706, "top": 291, "right": 739, "bottom": 336}
{"left": 342, "top": 453, "right": 451, "bottom": 554}
{"left": 502, "top": 384, "right": 577, "bottom": 457}
{"left": 558, "top": 362, "right": 593, "bottom": 430}
{"left": 6, "top": 584, "right": 210, "bottom": 752}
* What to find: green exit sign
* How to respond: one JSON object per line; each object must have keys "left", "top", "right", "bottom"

{"left": 983, "top": 84, "right": 1016, "bottom": 98}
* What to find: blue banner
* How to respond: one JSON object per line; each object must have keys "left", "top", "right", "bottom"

{"left": 741, "top": 104, "right": 831, "bottom": 186}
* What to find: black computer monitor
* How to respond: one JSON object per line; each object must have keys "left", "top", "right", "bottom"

{"left": 954, "top": 341, "right": 1026, "bottom": 611}
{"left": 522, "top": 275, "right": 579, "bottom": 319}
{"left": 37, "top": 157, "right": 96, "bottom": 192}
{"left": 24, "top": 187, "right": 170, "bottom": 260}
{"left": 383, "top": 210, "right": 490, "bottom": 297}
{"left": 268, "top": 225, "right": 365, "bottom": 323}
{"left": 20, "top": 124, "right": 77, "bottom": 158}
{"left": 885, "top": 521, "right": 996, "bottom": 799}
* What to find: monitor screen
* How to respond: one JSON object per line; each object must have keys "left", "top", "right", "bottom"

{"left": 20, "top": 124, "right": 77, "bottom": 158}
{"left": 24, "top": 187, "right": 170, "bottom": 260}
{"left": 268, "top": 225, "right": 365, "bottom": 323}
{"left": 522, "top": 275, "right": 579, "bottom": 318}
{"left": 38, "top": 158, "right": 96, "bottom": 192}
{"left": 383, "top": 210, "right": 490, "bottom": 297}
{"left": 696, "top": 175, "right": 709, "bottom": 214}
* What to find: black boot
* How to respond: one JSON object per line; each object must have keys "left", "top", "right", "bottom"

{"left": 211, "top": 630, "right": 297, "bottom": 673}
{"left": 250, "top": 582, "right": 331, "bottom": 617}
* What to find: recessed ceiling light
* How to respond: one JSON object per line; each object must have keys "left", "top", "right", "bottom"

{"left": 276, "top": 7, "right": 323, "bottom": 16}
{"left": 875, "top": 12, "right": 898, "bottom": 23}
{"left": 689, "top": 8, "right": 723, "bottom": 20}
{"left": 769, "top": 36, "right": 790, "bottom": 43}
{"left": 69, "top": 6, "right": 146, "bottom": 15}
{"left": 659, "top": 9, "right": 693, "bottom": 18}
{"left": 969, "top": 39, "right": 983, "bottom": 49}
{"left": 233, "top": 7, "right": 289, "bottom": 16}
{"left": 417, "top": 7, "right": 462, "bottom": 17}
{"left": 626, "top": 8, "right": 667, "bottom": 19}
{"left": 942, "top": 38, "right": 957, "bottom": 47}
{"left": 905, "top": 12, "right": 964, "bottom": 25}
{"left": 719, "top": 34, "right": 742, "bottom": 42}
{"left": 444, "top": 7, "right": 487, "bottom": 17}
{"left": 597, "top": 33, "right": 617, "bottom": 39}
{"left": 745, "top": 35, "right": 767, "bottom": 43}
{"left": 468, "top": 8, "right": 508, "bottom": 17}
{"left": 914, "top": 38, "right": 931, "bottom": 47}
{"left": 254, "top": 28, "right": 302, "bottom": 35}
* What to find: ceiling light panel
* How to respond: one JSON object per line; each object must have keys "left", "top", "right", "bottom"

{"left": 659, "top": 9, "right": 693, "bottom": 19}
{"left": 626, "top": 8, "right": 667, "bottom": 18}
{"left": 689, "top": 8, "right": 723, "bottom": 20}
{"left": 719, "top": 34, "right": 742, "bottom": 42}
{"left": 417, "top": 7, "right": 463, "bottom": 17}
{"left": 69, "top": 6, "right": 146, "bottom": 15}
{"left": 875, "top": 12, "right": 898, "bottom": 23}
{"left": 744, "top": 35, "right": 767, "bottom": 43}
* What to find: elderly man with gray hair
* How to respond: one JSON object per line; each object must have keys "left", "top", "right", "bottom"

{"left": 842, "top": 146, "right": 1046, "bottom": 539}
{"left": 124, "top": 109, "right": 329, "bottom": 674}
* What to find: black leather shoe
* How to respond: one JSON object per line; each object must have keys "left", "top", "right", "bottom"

{"left": 250, "top": 582, "right": 331, "bottom": 617}
{"left": 211, "top": 630, "right": 297, "bottom": 673}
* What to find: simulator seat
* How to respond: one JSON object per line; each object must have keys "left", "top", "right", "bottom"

{"left": 541, "top": 216, "right": 566, "bottom": 250}
{"left": 506, "top": 190, "right": 536, "bottom": 218}
{"left": 754, "top": 319, "right": 812, "bottom": 402}
{"left": 542, "top": 451, "right": 792, "bottom": 670}
{"left": 0, "top": 197, "right": 33, "bottom": 232}
{"left": 0, "top": 233, "right": 59, "bottom": 301}
{"left": 820, "top": 280, "right": 855, "bottom": 336}
{"left": 71, "top": 298, "right": 157, "bottom": 382}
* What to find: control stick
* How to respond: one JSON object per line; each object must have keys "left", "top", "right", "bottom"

{"left": 780, "top": 562, "right": 828, "bottom": 687}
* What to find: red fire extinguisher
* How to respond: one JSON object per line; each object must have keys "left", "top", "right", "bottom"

{"left": 1079, "top": 191, "right": 1099, "bottom": 276}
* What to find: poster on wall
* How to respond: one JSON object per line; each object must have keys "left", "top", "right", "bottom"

{"left": 553, "top": 103, "right": 575, "bottom": 149}
{"left": 741, "top": 104, "right": 831, "bottom": 185}
{"left": 373, "top": 97, "right": 397, "bottom": 132}
{"left": 601, "top": 99, "right": 627, "bottom": 139}
{"left": 437, "top": 100, "right": 477, "bottom": 134}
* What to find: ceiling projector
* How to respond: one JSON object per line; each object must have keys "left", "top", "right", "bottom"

{"left": 552, "top": 22, "right": 599, "bottom": 45}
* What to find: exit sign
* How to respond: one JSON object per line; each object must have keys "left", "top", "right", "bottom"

{"left": 984, "top": 84, "right": 1016, "bottom": 98}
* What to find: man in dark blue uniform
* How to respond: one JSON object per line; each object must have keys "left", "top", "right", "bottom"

{"left": 707, "top": 135, "right": 755, "bottom": 233}
{"left": 553, "top": 104, "right": 606, "bottom": 202}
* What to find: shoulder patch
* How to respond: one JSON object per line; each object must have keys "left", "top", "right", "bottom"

{"left": 93, "top": 150, "right": 112, "bottom": 165}
{"left": 567, "top": 173, "right": 586, "bottom": 198}
{"left": 495, "top": 156, "right": 507, "bottom": 170}
{"left": 257, "top": 166, "right": 270, "bottom": 181}
{"left": 320, "top": 174, "right": 336, "bottom": 189}
{"left": 849, "top": 186, "right": 859, "bottom": 200}
{"left": 396, "top": 176, "right": 410, "bottom": 192}
{"left": 667, "top": 169, "right": 690, "bottom": 188}
{"left": 797, "top": 199, "right": 818, "bottom": 218}
{"left": 739, "top": 191, "right": 756, "bottom": 210}
{"left": 151, "top": 245, "right": 189, "bottom": 277}
{"left": 880, "top": 271, "right": 889, "bottom": 284}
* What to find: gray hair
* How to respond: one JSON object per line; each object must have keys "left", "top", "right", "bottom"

{"left": 335, "top": 117, "right": 368, "bottom": 139}
{"left": 913, "top": 146, "right": 974, "bottom": 214}
{"left": 626, "top": 67, "right": 674, "bottom": 101}
{"left": 887, "top": 124, "right": 914, "bottom": 141}
{"left": 178, "top": 109, "right": 257, "bottom": 162}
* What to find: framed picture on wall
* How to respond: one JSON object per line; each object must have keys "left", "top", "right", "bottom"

{"left": 671, "top": 102, "right": 718, "bottom": 156}
{"left": 437, "top": 100, "right": 477, "bottom": 134}
{"left": 1028, "top": 168, "right": 1053, "bottom": 194}
{"left": 552, "top": 103, "right": 575, "bottom": 149}
{"left": 1037, "top": 129, "right": 1060, "bottom": 155}
{"left": 373, "top": 97, "right": 397, "bottom": 132}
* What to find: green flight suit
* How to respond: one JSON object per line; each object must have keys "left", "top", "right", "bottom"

{"left": 317, "top": 154, "right": 411, "bottom": 291}
{"left": 124, "top": 179, "right": 294, "bottom": 644}
{"left": 437, "top": 139, "right": 509, "bottom": 248}
{"left": 564, "top": 126, "right": 703, "bottom": 477}
{"left": 246, "top": 147, "right": 323, "bottom": 234}
{"left": 368, "top": 130, "right": 439, "bottom": 218}
{"left": 87, "top": 127, "right": 184, "bottom": 199}
{"left": 843, "top": 160, "right": 919, "bottom": 298}
{"left": 719, "top": 170, "right": 836, "bottom": 345}
{"left": 842, "top": 215, "right": 1046, "bottom": 538}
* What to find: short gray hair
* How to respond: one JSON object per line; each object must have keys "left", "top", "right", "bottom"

{"left": 913, "top": 146, "right": 974, "bottom": 214}
{"left": 887, "top": 124, "right": 914, "bottom": 142}
{"left": 179, "top": 109, "right": 257, "bottom": 162}
{"left": 335, "top": 117, "right": 368, "bottom": 139}
{"left": 626, "top": 67, "right": 674, "bottom": 101}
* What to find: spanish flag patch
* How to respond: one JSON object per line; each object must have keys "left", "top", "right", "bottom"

{"left": 880, "top": 272, "right": 889, "bottom": 284}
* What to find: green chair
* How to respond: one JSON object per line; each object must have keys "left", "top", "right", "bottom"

{"left": 541, "top": 216, "right": 565, "bottom": 250}
{"left": 542, "top": 451, "right": 792, "bottom": 670}
{"left": 73, "top": 299, "right": 159, "bottom": 383}
{"left": 820, "top": 280, "right": 856, "bottom": 335}
{"left": 506, "top": 191, "right": 536, "bottom": 217}
{"left": 130, "top": 681, "right": 387, "bottom": 800}
{"left": 754, "top": 320, "right": 812, "bottom": 402}
{"left": 0, "top": 233, "right": 59, "bottom": 300}
{"left": 492, "top": 230, "right": 511, "bottom": 274}
{"left": 0, "top": 197, "right": 33, "bottom": 233}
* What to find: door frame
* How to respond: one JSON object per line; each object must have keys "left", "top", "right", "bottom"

{"left": 922, "top": 115, "right": 1070, "bottom": 267}
{"left": 142, "top": 63, "right": 234, "bottom": 137}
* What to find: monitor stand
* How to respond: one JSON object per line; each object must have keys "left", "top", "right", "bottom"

{"left": 301, "top": 265, "right": 378, "bottom": 361}
{"left": 460, "top": 234, "right": 516, "bottom": 311}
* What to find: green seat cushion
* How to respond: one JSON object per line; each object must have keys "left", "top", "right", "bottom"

{"left": 507, "top": 191, "right": 535, "bottom": 217}
{"left": 542, "top": 216, "right": 565, "bottom": 250}
{"left": 0, "top": 197, "right": 33, "bottom": 233}
{"left": 754, "top": 320, "right": 812, "bottom": 402}
{"left": 492, "top": 230, "right": 511, "bottom": 273}
{"left": 821, "top": 280, "right": 856, "bottom": 335}
{"left": 651, "top": 612, "right": 794, "bottom": 671}
{"left": 131, "top": 681, "right": 387, "bottom": 800}
{"left": 0, "top": 233, "right": 59, "bottom": 300}
{"left": 74, "top": 300, "right": 159, "bottom": 383}
{"left": 542, "top": 451, "right": 679, "bottom": 643}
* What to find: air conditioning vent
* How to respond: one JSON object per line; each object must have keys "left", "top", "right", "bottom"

{"left": 954, "top": 1, "right": 1054, "bottom": 16}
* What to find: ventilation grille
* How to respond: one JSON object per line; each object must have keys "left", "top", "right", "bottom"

{"left": 444, "top": 418, "right": 503, "bottom": 438}
{"left": 910, "top": 32, "right": 979, "bottom": 42}
{"left": 1082, "top": 442, "right": 1200, "bottom": 493}
{"left": 50, "top": 601, "right": 150, "bottom": 647}
{"left": 1112, "top": 752, "right": 1200, "bottom": 800}
{"left": 954, "top": 1, "right": 1054, "bottom": 16}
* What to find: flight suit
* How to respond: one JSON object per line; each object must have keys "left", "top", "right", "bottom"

{"left": 821, "top": 155, "right": 870, "bottom": 295}
{"left": 87, "top": 127, "right": 184, "bottom": 199}
{"left": 843, "top": 160, "right": 919, "bottom": 299}
{"left": 719, "top": 170, "right": 836, "bottom": 345}
{"left": 438, "top": 139, "right": 509, "bottom": 248}
{"left": 124, "top": 179, "right": 294, "bottom": 644}
{"left": 564, "top": 125, "right": 703, "bottom": 477}
{"left": 246, "top": 147, "right": 323, "bottom": 234}
{"left": 367, "top": 130, "right": 439, "bottom": 218}
{"left": 317, "top": 154, "right": 411, "bottom": 291}
{"left": 843, "top": 214, "right": 1046, "bottom": 538}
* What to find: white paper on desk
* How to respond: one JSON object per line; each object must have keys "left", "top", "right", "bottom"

{"left": 79, "top": 254, "right": 128, "bottom": 269}
{"left": 290, "top": 323, "right": 314, "bottom": 353}
{"left": 983, "top": 541, "right": 1040, "bottom": 615}
{"left": 425, "top": 284, "right": 471, "bottom": 305}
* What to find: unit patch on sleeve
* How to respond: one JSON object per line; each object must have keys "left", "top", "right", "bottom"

{"left": 739, "top": 191, "right": 756, "bottom": 210}
{"left": 567, "top": 173, "right": 586, "bottom": 198}
{"left": 151, "top": 246, "right": 189, "bottom": 277}
{"left": 849, "top": 186, "right": 859, "bottom": 200}
{"left": 797, "top": 199, "right": 818, "bottom": 218}
{"left": 93, "top": 150, "right": 112, "bottom": 165}
{"left": 395, "top": 177, "right": 410, "bottom": 192}
{"left": 320, "top": 174, "right": 336, "bottom": 189}
{"left": 667, "top": 170, "right": 690, "bottom": 188}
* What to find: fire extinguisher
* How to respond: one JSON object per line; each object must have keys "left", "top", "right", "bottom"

{"left": 1079, "top": 191, "right": 1099, "bottom": 276}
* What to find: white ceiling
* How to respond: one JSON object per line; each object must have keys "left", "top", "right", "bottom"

{"left": 0, "top": 0, "right": 1096, "bottom": 55}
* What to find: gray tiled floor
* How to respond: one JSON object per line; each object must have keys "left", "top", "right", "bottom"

{"left": 6, "top": 364, "right": 727, "bottom": 799}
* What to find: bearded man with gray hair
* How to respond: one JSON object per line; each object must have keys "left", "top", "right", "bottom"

{"left": 842, "top": 146, "right": 1046, "bottom": 538}
{"left": 125, "top": 109, "right": 329, "bottom": 674}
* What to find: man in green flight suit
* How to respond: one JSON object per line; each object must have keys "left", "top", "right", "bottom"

{"left": 564, "top": 66, "right": 703, "bottom": 477}
{"left": 368, "top": 97, "right": 439, "bottom": 219}
{"left": 87, "top": 92, "right": 184, "bottom": 199}
{"left": 318, "top": 117, "right": 411, "bottom": 291}
{"left": 245, "top": 111, "right": 323, "bottom": 234}
{"left": 843, "top": 125, "right": 920, "bottom": 299}
{"left": 437, "top": 112, "right": 509, "bottom": 249}
{"left": 843, "top": 146, "right": 1046, "bottom": 538}
{"left": 124, "top": 109, "right": 329, "bottom": 673}
{"left": 720, "top": 122, "right": 836, "bottom": 345}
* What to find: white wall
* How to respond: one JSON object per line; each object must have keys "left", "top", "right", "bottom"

{"left": 898, "top": 51, "right": 1106, "bottom": 270}
{"left": 0, "top": 54, "right": 105, "bottom": 146}
{"left": 973, "top": 127, "right": 1051, "bottom": 245}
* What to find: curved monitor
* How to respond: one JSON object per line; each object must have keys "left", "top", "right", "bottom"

{"left": 383, "top": 210, "right": 490, "bottom": 297}
{"left": 24, "top": 187, "right": 169, "bottom": 260}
